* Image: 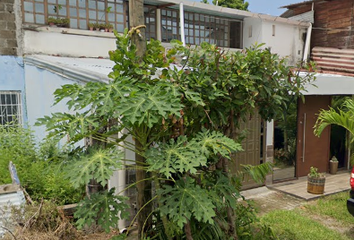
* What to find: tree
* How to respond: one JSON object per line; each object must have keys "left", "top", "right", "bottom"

{"left": 314, "top": 98, "right": 354, "bottom": 164}
{"left": 202, "top": 0, "right": 249, "bottom": 11}
{"left": 37, "top": 31, "right": 312, "bottom": 239}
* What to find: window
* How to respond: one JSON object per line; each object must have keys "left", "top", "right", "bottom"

{"left": 22, "top": 0, "right": 126, "bottom": 32}
{"left": 0, "top": 92, "right": 22, "bottom": 125}
{"left": 160, "top": 9, "right": 242, "bottom": 48}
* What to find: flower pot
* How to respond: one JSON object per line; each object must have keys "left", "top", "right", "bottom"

{"left": 307, "top": 175, "right": 325, "bottom": 194}
{"left": 330, "top": 161, "right": 339, "bottom": 174}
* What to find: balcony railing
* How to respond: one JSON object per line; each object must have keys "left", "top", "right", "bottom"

{"left": 22, "top": 0, "right": 242, "bottom": 48}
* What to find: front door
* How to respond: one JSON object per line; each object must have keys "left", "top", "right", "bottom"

{"left": 296, "top": 95, "right": 331, "bottom": 177}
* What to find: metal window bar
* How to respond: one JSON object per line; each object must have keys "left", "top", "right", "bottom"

{"left": 0, "top": 92, "right": 22, "bottom": 126}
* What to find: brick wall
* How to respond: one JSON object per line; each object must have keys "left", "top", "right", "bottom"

{"left": 0, "top": 0, "right": 17, "bottom": 56}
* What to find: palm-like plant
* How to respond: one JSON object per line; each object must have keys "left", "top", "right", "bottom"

{"left": 314, "top": 98, "right": 354, "bottom": 164}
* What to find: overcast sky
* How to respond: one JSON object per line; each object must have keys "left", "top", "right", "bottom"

{"left": 247, "top": 0, "right": 300, "bottom": 16}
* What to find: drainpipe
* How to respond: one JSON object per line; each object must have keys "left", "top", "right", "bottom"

{"left": 156, "top": 8, "right": 162, "bottom": 41}
{"left": 303, "top": 2, "right": 314, "bottom": 63}
{"left": 179, "top": 3, "right": 186, "bottom": 46}
{"left": 302, "top": 23, "right": 312, "bottom": 63}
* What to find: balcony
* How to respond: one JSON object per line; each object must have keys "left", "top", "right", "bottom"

{"left": 22, "top": 0, "right": 243, "bottom": 52}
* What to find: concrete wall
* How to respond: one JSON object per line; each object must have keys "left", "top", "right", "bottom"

{"left": 243, "top": 17, "right": 263, "bottom": 48}
{"left": 24, "top": 28, "right": 117, "bottom": 58}
{"left": 261, "top": 21, "right": 305, "bottom": 65}
{"left": 0, "top": 56, "right": 26, "bottom": 123}
{"left": 0, "top": 0, "right": 17, "bottom": 55}
{"left": 243, "top": 17, "right": 306, "bottom": 66}
{"left": 24, "top": 63, "right": 80, "bottom": 141}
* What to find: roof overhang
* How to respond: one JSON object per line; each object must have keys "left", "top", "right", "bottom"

{"left": 302, "top": 72, "right": 354, "bottom": 95}
{"left": 24, "top": 55, "right": 114, "bottom": 83}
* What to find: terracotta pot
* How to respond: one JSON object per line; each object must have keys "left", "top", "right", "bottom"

{"left": 330, "top": 161, "right": 339, "bottom": 174}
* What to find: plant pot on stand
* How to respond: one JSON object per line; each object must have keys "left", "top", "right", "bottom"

{"left": 307, "top": 166, "right": 326, "bottom": 194}
{"left": 329, "top": 156, "right": 339, "bottom": 174}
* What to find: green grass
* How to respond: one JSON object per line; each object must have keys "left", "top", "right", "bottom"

{"left": 261, "top": 210, "right": 352, "bottom": 240}
{"left": 303, "top": 191, "right": 354, "bottom": 226}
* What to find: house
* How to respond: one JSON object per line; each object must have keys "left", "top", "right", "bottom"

{"left": 281, "top": 0, "right": 354, "bottom": 177}
{"left": 0, "top": 0, "right": 311, "bottom": 215}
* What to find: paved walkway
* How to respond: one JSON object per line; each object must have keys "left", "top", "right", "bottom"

{"left": 240, "top": 170, "right": 351, "bottom": 215}
{"left": 268, "top": 170, "right": 350, "bottom": 200}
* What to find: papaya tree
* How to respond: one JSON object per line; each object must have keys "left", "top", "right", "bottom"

{"left": 37, "top": 29, "right": 313, "bottom": 239}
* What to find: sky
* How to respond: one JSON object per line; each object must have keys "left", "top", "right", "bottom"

{"left": 247, "top": 0, "right": 300, "bottom": 16}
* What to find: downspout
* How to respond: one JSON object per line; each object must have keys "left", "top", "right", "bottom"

{"left": 303, "top": 2, "right": 314, "bottom": 63}
{"left": 179, "top": 3, "right": 186, "bottom": 46}
{"left": 303, "top": 23, "right": 312, "bottom": 63}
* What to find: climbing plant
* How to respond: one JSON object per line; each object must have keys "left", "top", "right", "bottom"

{"left": 37, "top": 29, "right": 313, "bottom": 239}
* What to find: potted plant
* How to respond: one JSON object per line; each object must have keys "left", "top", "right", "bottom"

{"left": 88, "top": 22, "right": 95, "bottom": 31}
{"left": 57, "top": 18, "right": 70, "bottom": 28}
{"left": 107, "top": 23, "right": 113, "bottom": 32}
{"left": 48, "top": 17, "right": 57, "bottom": 26}
{"left": 330, "top": 156, "right": 339, "bottom": 174}
{"left": 307, "top": 166, "right": 326, "bottom": 194}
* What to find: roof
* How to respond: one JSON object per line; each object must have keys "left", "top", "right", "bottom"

{"left": 311, "top": 47, "right": 354, "bottom": 76}
{"left": 281, "top": 0, "right": 316, "bottom": 9}
{"left": 24, "top": 55, "right": 114, "bottom": 83}
{"left": 149, "top": 0, "right": 310, "bottom": 27}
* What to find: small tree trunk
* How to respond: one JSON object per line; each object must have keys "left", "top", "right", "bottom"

{"left": 135, "top": 141, "right": 152, "bottom": 239}
{"left": 184, "top": 219, "right": 193, "bottom": 240}
{"left": 129, "top": 1, "right": 149, "bottom": 238}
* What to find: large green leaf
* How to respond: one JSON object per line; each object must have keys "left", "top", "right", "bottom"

{"left": 75, "top": 188, "right": 129, "bottom": 233}
{"left": 146, "top": 136, "right": 207, "bottom": 178}
{"left": 116, "top": 84, "right": 183, "bottom": 128}
{"left": 66, "top": 147, "right": 124, "bottom": 188}
{"left": 158, "top": 177, "right": 216, "bottom": 229}
{"left": 192, "top": 130, "right": 243, "bottom": 160}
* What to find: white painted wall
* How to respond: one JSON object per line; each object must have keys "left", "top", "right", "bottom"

{"left": 261, "top": 21, "right": 305, "bottom": 65}
{"left": 243, "top": 18, "right": 306, "bottom": 66}
{"left": 243, "top": 17, "right": 263, "bottom": 48}
{"left": 24, "top": 27, "right": 117, "bottom": 58}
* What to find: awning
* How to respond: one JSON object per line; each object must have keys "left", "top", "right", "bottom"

{"left": 303, "top": 72, "right": 354, "bottom": 95}
{"left": 24, "top": 55, "right": 114, "bottom": 83}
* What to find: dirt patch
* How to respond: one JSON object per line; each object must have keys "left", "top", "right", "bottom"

{"left": 248, "top": 190, "right": 305, "bottom": 215}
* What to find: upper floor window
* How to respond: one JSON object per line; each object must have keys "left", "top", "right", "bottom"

{"left": 23, "top": 0, "right": 126, "bottom": 32}
{"left": 0, "top": 92, "right": 22, "bottom": 126}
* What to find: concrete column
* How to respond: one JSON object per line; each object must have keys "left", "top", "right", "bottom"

{"left": 0, "top": 0, "right": 22, "bottom": 56}
{"left": 265, "top": 120, "right": 274, "bottom": 185}
{"left": 156, "top": 9, "right": 162, "bottom": 42}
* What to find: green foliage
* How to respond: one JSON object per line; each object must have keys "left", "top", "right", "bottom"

{"left": 212, "top": 0, "right": 249, "bottom": 10}
{"left": 65, "top": 147, "right": 124, "bottom": 188}
{"left": 0, "top": 124, "right": 83, "bottom": 205}
{"left": 147, "top": 131, "right": 242, "bottom": 178}
{"left": 261, "top": 210, "right": 351, "bottom": 240}
{"left": 75, "top": 188, "right": 130, "bottom": 233}
{"left": 36, "top": 29, "right": 311, "bottom": 238}
{"left": 159, "top": 177, "right": 216, "bottom": 229}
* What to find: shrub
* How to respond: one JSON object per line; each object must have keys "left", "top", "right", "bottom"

{"left": 0, "top": 124, "right": 84, "bottom": 205}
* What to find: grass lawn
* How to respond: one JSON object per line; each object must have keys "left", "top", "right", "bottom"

{"left": 258, "top": 191, "right": 354, "bottom": 240}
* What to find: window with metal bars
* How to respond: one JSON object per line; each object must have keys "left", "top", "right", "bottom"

{"left": 161, "top": 8, "right": 242, "bottom": 48}
{"left": 0, "top": 92, "right": 22, "bottom": 126}
{"left": 22, "top": 0, "right": 126, "bottom": 32}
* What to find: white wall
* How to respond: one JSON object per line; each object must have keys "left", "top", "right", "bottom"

{"left": 243, "top": 17, "right": 263, "bottom": 49}
{"left": 243, "top": 18, "right": 306, "bottom": 66}
{"left": 24, "top": 27, "right": 117, "bottom": 58}
{"left": 261, "top": 21, "right": 305, "bottom": 65}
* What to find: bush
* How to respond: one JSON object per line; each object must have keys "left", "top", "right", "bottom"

{"left": 0, "top": 124, "right": 84, "bottom": 205}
